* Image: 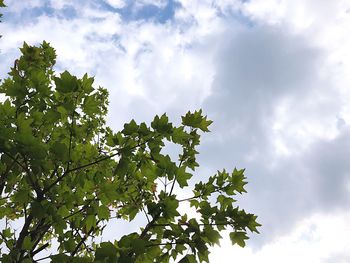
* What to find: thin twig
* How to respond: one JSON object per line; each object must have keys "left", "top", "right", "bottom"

{"left": 178, "top": 194, "right": 201, "bottom": 202}
{"left": 35, "top": 255, "right": 52, "bottom": 261}
{"left": 169, "top": 130, "right": 192, "bottom": 196}
{"left": 153, "top": 222, "right": 232, "bottom": 227}
{"left": 70, "top": 220, "right": 100, "bottom": 257}
{"left": 31, "top": 242, "right": 50, "bottom": 257}
{"left": 63, "top": 200, "right": 93, "bottom": 220}
{"left": 43, "top": 135, "right": 161, "bottom": 194}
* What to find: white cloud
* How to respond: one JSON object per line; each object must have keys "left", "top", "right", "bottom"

{"left": 104, "top": 0, "right": 126, "bottom": 9}
{"left": 210, "top": 211, "right": 350, "bottom": 263}
{"left": 0, "top": 1, "right": 217, "bottom": 127}
{"left": 48, "top": 0, "right": 73, "bottom": 10}
{"left": 4, "top": 0, "right": 43, "bottom": 12}
{"left": 135, "top": 0, "right": 168, "bottom": 8}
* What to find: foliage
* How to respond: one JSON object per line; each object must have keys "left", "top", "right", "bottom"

{"left": 0, "top": 42, "right": 260, "bottom": 262}
{"left": 0, "top": 0, "right": 5, "bottom": 38}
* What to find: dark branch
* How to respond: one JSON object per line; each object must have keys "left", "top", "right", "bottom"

{"left": 63, "top": 200, "right": 94, "bottom": 220}
{"left": 14, "top": 213, "right": 34, "bottom": 259}
{"left": 0, "top": 154, "right": 19, "bottom": 195}
{"left": 43, "top": 135, "right": 161, "bottom": 194}
{"left": 3, "top": 152, "right": 26, "bottom": 172}
{"left": 140, "top": 211, "right": 161, "bottom": 239}
{"left": 31, "top": 242, "right": 50, "bottom": 257}
{"left": 70, "top": 220, "right": 100, "bottom": 257}
{"left": 146, "top": 240, "right": 195, "bottom": 247}
{"left": 0, "top": 231, "right": 11, "bottom": 250}
{"left": 178, "top": 194, "right": 201, "bottom": 202}
{"left": 153, "top": 222, "right": 233, "bottom": 227}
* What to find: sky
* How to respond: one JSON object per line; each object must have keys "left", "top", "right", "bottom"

{"left": 1, "top": 0, "right": 350, "bottom": 262}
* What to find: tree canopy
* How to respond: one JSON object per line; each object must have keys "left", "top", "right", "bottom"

{"left": 0, "top": 42, "right": 260, "bottom": 262}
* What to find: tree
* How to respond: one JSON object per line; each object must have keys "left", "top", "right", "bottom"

{"left": 0, "top": 42, "right": 260, "bottom": 262}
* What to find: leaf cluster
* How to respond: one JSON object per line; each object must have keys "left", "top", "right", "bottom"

{"left": 0, "top": 42, "right": 260, "bottom": 262}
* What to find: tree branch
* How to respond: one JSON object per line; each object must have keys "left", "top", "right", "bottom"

{"left": 43, "top": 152, "right": 119, "bottom": 194}
{"left": 169, "top": 133, "right": 191, "bottom": 196}
{"left": 31, "top": 242, "right": 50, "bottom": 257}
{"left": 35, "top": 255, "right": 52, "bottom": 262}
{"left": 70, "top": 220, "right": 100, "bottom": 257}
{"left": 43, "top": 135, "right": 161, "bottom": 194}
{"left": 0, "top": 154, "right": 19, "bottom": 195}
{"left": 3, "top": 151, "right": 26, "bottom": 172}
{"left": 0, "top": 231, "right": 11, "bottom": 250}
{"left": 14, "top": 213, "right": 34, "bottom": 260}
{"left": 178, "top": 194, "right": 201, "bottom": 202}
{"left": 63, "top": 200, "right": 94, "bottom": 221}
{"left": 153, "top": 222, "right": 232, "bottom": 227}
{"left": 140, "top": 211, "right": 161, "bottom": 239}
{"left": 21, "top": 154, "right": 43, "bottom": 198}
{"left": 146, "top": 240, "right": 195, "bottom": 247}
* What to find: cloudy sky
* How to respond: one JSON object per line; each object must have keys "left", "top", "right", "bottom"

{"left": 1, "top": 0, "right": 350, "bottom": 262}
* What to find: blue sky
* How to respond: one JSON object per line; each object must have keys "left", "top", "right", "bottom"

{"left": 1, "top": 0, "right": 350, "bottom": 262}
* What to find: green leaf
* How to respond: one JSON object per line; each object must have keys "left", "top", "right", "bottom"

{"left": 189, "top": 199, "right": 199, "bottom": 208}
{"left": 151, "top": 114, "right": 173, "bottom": 134}
{"left": 64, "top": 239, "right": 76, "bottom": 253}
{"left": 85, "top": 215, "right": 96, "bottom": 232}
{"left": 84, "top": 95, "right": 99, "bottom": 115}
{"left": 217, "top": 195, "right": 235, "bottom": 210}
{"left": 181, "top": 110, "right": 213, "bottom": 132}
{"left": 131, "top": 239, "right": 146, "bottom": 255}
{"left": 176, "top": 166, "right": 193, "bottom": 188}
{"left": 51, "top": 254, "right": 72, "bottom": 263}
{"left": 51, "top": 141, "right": 68, "bottom": 161}
{"left": 171, "top": 126, "right": 191, "bottom": 144}
{"left": 147, "top": 201, "right": 161, "bottom": 217}
{"left": 54, "top": 71, "right": 78, "bottom": 93}
{"left": 95, "top": 242, "right": 117, "bottom": 260}
{"left": 45, "top": 109, "right": 61, "bottom": 123}
{"left": 203, "top": 227, "right": 221, "bottom": 245}
{"left": 14, "top": 189, "right": 31, "bottom": 203}
{"left": 123, "top": 119, "right": 139, "bottom": 135}
{"left": 231, "top": 168, "right": 247, "bottom": 194}
{"left": 187, "top": 218, "right": 200, "bottom": 233}
{"left": 2, "top": 228, "right": 11, "bottom": 238}
{"left": 57, "top": 206, "right": 70, "bottom": 217}
{"left": 138, "top": 122, "right": 150, "bottom": 136}
{"left": 57, "top": 106, "right": 67, "bottom": 116}
{"left": 97, "top": 205, "right": 110, "bottom": 220}
{"left": 118, "top": 255, "right": 135, "bottom": 263}
{"left": 31, "top": 202, "right": 46, "bottom": 219}
{"left": 81, "top": 73, "right": 94, "bottom": 93}
{"left": 0, "top": 99, "right": 15, "bottom": 116}
{"left": 247, "top": 215, "right": 262, "bottom": 233}
{"left": 17, "top": 113, "right": 33, "bottom": 134}
{"left": 163, "top": 196, "right": 179, "bottom": 219}
{"left": 22, "top": 236, "right": 32, "bottom": 250}
{"left": 199, "top": 201, "right": 214, "bottom": 217}
{"left": 229, "top": 231, "right": 248, "bottom": 247}
{"left": 178, "top": 254, "right": 196, "bottom": 263}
